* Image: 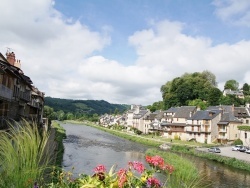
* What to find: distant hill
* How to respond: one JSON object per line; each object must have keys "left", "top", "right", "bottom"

{"left": 44, "top": 97, "right": 130, "bottom": 115}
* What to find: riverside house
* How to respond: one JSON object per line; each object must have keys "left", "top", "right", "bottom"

{"left": 159, "top": 106, "right": 197, "bottom": 141}
{"left": 186, "top": 109, "right": 221, "bottom": 144}
{"left": 0, "top": 51, "right": 45, "bottom": 130}
{"left": 99, "top": 104, "right": 250, "bottom": 144}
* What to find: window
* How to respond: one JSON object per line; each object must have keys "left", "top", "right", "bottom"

{"left": 245, "top": 133, "right": 247, "bottom": 139}
{"left": 247, "top": 120, "right": 249, "bottom": 124}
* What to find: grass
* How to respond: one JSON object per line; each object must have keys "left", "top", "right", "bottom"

{"left": 0, "top": 121, "right": 52, "bottom": 188}
{"left": 146, "top": 149, "right": 211, "bottom": 188}
{"left": 51, "top": 121, "right": 66, "bottom": 167}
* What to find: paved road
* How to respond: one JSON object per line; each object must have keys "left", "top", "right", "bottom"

{"left": 196, "top": 146, "right": 250, "bottom": 163}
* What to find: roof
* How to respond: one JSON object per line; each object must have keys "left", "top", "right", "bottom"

{"left": 173, "top": 106, "right": 196, "bottom": 118}
{"left": 187, "top": 110, "right": 221, "bottom": 120}
{"left": 234, "top": 107, "right": 250, "bottom": 118}
{"left": 219, "top": 112, "right": 242, "bottom": 123}
{"left": 165, "top": 107, "right": 179, "bottom": 113}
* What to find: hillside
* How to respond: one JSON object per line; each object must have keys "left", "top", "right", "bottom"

{"left": 44, "top": 97, "right": 130, "bottom": 115}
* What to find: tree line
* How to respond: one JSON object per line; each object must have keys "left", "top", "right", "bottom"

{"left": 148, "top": 70, "right": 250, "bottom": 112}
{"left": 43, "top": 97, "right": 129, "bottom": 123}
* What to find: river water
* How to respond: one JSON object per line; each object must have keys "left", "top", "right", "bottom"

{"left": 61, "top": 123, "right": 250, "bottom": 188}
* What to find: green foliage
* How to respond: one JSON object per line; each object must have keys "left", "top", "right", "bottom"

{"left": 52, "top": 121, "right": 67, "bottom": 167}
{"left": 146, "top": 149, "right": 209, "bottom": 188}
{"left": 207, "top": 87, "right": 222, "bottom": 106}
{"left": 242, "top": 83, "right": 250, "bottom": 96}
{"left": 161, "top": 71, "right": 218, "bottom": 109}
{"left": 0, "top": 121, "right": 52, "bottom": 187}
{"left": 147, "top": 101, "right": 163, "bottom": 112}
{"left": 45, "top": 97, "right": 129, "bottom": 115}
{"left": 233, "top": 138, "right": 243, "bottom": 145}
{"left": 238, "top": 126, "right": 250, "bottom": 131}
{"left": 219, "top": 95, "right": 244, "bottom": 106}
{"left": 224, "top": 79, "right": 239, "bottom": 90}
{"left": 174, "top": 134, "right": 180, "bottom": 140}
{"left": 188, "top": 99, "right": 207, "bottom": 110}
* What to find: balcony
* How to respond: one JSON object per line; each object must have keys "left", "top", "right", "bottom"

{"left": 19, "top": 90, "right": 31, "bottom": 101}
{"left": 186, "top": 127, "right": 211, "bottom": 133}
{"left": 0, "top": 84, "right": 12, "bottom": 101}
{"left": 218, "top": 129, "right": 227, "bottom": 133}
{"left": 218, "top": 136, "right": 227, "bottom": 140}
{"left": 29, "top": 99, "right": 40, "bottom": 108}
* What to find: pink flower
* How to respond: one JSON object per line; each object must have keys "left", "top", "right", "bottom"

{"left": 94, "top": 164, "right": 106, "bottom": 173}
{"left": 129, "top": 161, "right": 145, "bottom": 174}
{"left": 117, "top": 168, "right": 127, "bottom": 188}
{"left": 147, "top": 177, "right": 161, "bottom": 188}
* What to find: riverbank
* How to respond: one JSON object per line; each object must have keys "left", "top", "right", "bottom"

{"left": 64, "top": 120, "right": 250, "bottom": 172}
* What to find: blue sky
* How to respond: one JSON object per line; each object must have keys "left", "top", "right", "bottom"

{"left": 1, "top": 0, "right": 250, "bottom": 105}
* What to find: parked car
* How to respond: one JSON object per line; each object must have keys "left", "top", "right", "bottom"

{"left": 238, "top": 146, "right": 247, "bottom": 152}
{"left": 246, "top": 149, "right": 250, "bottom": 154}
{"left": 232, "top": 145, "right": 242, "bottom": 151}
{"left": 208, "top": 147, "right": 221, "bottom": 153}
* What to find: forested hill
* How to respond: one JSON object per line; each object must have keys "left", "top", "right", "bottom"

{"left": 44, "top": 97, "right": 130, "bottom": 115}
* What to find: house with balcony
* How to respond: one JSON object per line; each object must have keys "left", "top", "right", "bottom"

{"left": 208, "top": 105, "right": 243, "bottom": 144}
{"left": 160, "top": 106, "right": 197, "bottom": 140}
{"left": 186, "top": 110, "right": 221, "bottom": 144}
{"left": 0, "top": 51, "right": 45, "bottom": 130}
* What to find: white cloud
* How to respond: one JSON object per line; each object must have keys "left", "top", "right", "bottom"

{"left": 129, "top": 20, "right": 250, "bottom": 90}
{"left": 1, "top": 0, "right": 250, "bottom": 106}
{"left": 213, "top": 0, "right": 250, "bottom": 26}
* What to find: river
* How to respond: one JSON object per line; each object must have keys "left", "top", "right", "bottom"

{"left": 61, "top": 122, "right": 250, "bottom": 188}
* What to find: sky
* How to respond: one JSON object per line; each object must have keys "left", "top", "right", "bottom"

{"left": 1, "top": 0, "right": 250, "bottom": 106}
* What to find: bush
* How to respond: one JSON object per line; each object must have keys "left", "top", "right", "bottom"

{"left": 233, "top": 139, "right": 243, "bottom": 145}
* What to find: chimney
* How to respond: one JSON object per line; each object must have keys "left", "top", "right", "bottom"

{"left": 6, "top": 51, "right": 16, "bottom": 66}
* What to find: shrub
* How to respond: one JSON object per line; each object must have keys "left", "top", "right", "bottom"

{"left": 233, "top": 139, "right": 243, "bottom": 145}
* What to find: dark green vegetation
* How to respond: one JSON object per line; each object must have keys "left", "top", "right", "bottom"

{"left": 52, "top": 121, "right": 67, "bottom": 167}
{"left": 44, "top": 97, "right": 129, "bottom": 122}
{"left": 45, "top": 97, "right": 129, "bottom": 115}
{"left": 159, "top": 71, "right": 250, "bottom": 110}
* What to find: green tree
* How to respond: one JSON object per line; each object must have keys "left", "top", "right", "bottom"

{"left": 188, "top": 99, "right": 207, "bottom": 110}
{"left": 207, "top": 88, "right": 222, "bottom": 106}
{"left": 43, "top": 105, "right": 54, "bottom": 118}
{"left": 224, "top": 79, "right": 239, "bottom": 90}
{"left": 147, "top": 101, "right": 163, "bottom": 112}
{"left": 220, "top": 95, "right": 244, "bottom": 106}
{"left": 161, "top": 71, "right": 217, "bottom": 109}
{"left": 66, "top": 112, "right": 74, "bottom": 120}
{"left": 57, "top": 110, "right": 65, "bottom": 121}
{"left": 242, "top": 83, "right": 249, "bottom": 95}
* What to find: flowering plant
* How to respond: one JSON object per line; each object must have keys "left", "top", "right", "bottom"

{"left": 47, "top": 155, "right": 174, "bottom": 188}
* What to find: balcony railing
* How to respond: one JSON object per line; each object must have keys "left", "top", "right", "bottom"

{"left": 218, "top": 129, "right": 227, "bottom": 133}
{"left": 19, "top": 90, "right": 31, "bottom": 101}
{"left": 186, "top": 127, "right": 211, "bottom": 133}
{"left": 0, "top": 84, "right": 12, "bottom": 101}
{"left": 29, "top": 100, "right": 40, "bottom": 108}
{"left": 218, "top": 136, "right": 227, "bottom": 140}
